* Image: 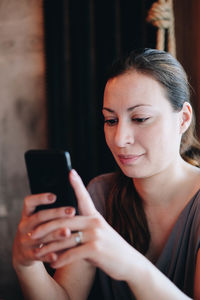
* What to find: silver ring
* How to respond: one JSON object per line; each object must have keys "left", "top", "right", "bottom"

{"left": 75, "top": 231, "right": 83, "bottom": 245}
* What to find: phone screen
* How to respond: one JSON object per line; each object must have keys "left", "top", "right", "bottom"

{"left": 24, "top": 149, "right": 78, "bottom": 213}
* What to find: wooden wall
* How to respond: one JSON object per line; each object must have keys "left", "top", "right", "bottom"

{"left": 174, "top": 0, "right": 200, "bottom": 136}
{"left": 0, "top": 1, "right": 47, "bottom": 299}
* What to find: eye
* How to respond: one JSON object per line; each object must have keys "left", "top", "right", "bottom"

{"left": 132, "top": 117, "right": 150, "bottom": 123}
{"left": 104, "top": 118, "right": 118, "bottom": 126}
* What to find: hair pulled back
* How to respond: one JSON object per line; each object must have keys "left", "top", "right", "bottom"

{"left": 106, "top": 48, "right": 200, "bottom": 164}
{"left": 106, "top": 49, "right": 200, "bottom": 254}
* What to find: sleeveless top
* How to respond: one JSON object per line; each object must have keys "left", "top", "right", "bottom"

{"left": 87, "top": 173, "right": 200, "bottom": 299}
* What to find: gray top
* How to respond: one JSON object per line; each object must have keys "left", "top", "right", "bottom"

{"left": 87, "top": 173, "right": 200, "bottom": 299}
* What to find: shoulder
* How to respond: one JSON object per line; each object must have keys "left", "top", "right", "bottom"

{"left": 187, "top": 190, "right": 200, "bottom": 254}
{"left": 191, "top": 190, "right": 200, "bottom": 223}
{"left": 190, "top": 191, "right": 200, "bottom": 297}
{"left": 193, "top": 190, "right": 200, "bottom": 236}
{"left": 87, "top": 172, "right": 117, "bottom": 216}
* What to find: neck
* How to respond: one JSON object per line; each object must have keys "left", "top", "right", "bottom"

{"left": 132, "top": 158, "right": 188, "bottom": 208}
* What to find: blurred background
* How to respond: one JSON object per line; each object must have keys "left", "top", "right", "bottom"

{"left": 0, "top": 0, "right": 199, "bottom": 299}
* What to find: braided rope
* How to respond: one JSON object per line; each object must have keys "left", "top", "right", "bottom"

{"left": 146, "top": 0, "right": 176, "bottom": 57}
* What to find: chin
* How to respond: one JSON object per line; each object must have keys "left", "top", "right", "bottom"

{"left": 119, "top": 166, "right": 146, "bottom": 179}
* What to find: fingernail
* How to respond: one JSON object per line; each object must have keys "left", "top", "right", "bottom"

{"left": 61, "top": 227, "right": 71, "bottom": 237}
{"left": 49, "top": 253, "right": 58, "bottom": 262}
{"left": 71, "top": 169, "right": 78, "bottom": 180}
{"left": 65, "top": 207, "right": 75, "bottom": 215}
{"left": 47, "top": 193, "right": 56, "bottom": 202}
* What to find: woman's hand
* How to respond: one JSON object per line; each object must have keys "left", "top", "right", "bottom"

{"left": 13, "top": 169, "right": 136, "bottom": 281}
{"left": 30, "top": 170, "right": 136, "bottom": 281}
{"left": 12, "top": 192, "right": 76, "bottom": 269}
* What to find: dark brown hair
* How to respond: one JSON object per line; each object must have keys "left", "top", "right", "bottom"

{"left": 106, "top": 48, "right": 200, "bottom": 254}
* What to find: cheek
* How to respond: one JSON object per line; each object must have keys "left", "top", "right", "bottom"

{"left": 146, "top": 119, "right": 180, "bottom": 158}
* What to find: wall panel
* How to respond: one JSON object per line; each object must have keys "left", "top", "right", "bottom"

{"left": 0, "top": 1, "right": 47, "bottom": 299}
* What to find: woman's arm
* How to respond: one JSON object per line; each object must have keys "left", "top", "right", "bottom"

{"left": 14, "top": 259, "right": 95, "bottom": 300}
{"left": 126, "top": 249, "right": 192, "bottom": 300}
{"left": 13, "top": 262, "right": 68, "bottom": 300}
{"left": 54, "top": 260, "right": 95, "bottom": 300}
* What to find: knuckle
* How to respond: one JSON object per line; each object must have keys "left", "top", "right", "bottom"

{"left": 90, "top": 240, "right": 101, "bottom": 253}
{"left": 91, "top": 227, "right": 102, "bottom": 240}
{"left": 34, "top": 211, "right": 44, "bottom": 222}
{"left": 91, "top": 215, "right": 104, "bottom": 228}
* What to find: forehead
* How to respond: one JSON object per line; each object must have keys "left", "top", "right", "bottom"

{"left": 103, "top": 71, "right": 169, "bottom": 109}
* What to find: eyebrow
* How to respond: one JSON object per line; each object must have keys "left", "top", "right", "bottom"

{"left": 102, "top": 104, "right": 151, "bottom": 113}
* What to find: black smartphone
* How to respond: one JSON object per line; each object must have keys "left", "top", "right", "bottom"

{"left": 24, "top": 149, "right": 78, "bottom": 213}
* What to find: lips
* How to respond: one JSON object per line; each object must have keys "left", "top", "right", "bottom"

{"left": 117, "top": 154, "right": 143, "bottom": 165}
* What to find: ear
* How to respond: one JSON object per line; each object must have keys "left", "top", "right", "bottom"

{"left": 179, "top": 102, "right": 192, "bottom": 134}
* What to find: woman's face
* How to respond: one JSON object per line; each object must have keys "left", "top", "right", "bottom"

{"left": 103, "top": 71, "right": 183, "bottom": 179}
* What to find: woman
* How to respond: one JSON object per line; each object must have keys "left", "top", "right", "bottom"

{"left": 13, "top": 49, "right": 200, "bottom": 299}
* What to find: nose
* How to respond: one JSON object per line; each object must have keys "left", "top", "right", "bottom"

{"left": 114, "top": 121, "right": 134, "bottom": 147}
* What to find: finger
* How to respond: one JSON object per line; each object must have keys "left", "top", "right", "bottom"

{"left": 69, "top": 170, "right": 96, "bottom": 216}
{"left": 20, "top": 227, "right": 70, "bottom": 250}
{"left": 23, "top": 193, "right": 56, "bottom": 217}
{"left": 34, "top": 229, "right": 89, "bottom": 258}
{"left": 30, "top": 214, "right": 98, "bottom": 239}
{"left": 30, "top": 249, "right": 58, "bottom": 264}
{"left": 19, "top": 206, "right": 75, "bottom": 237}
{"left": 24, "top": 206, "right": 75, "bottom": 235}
{"left": 50, "top": 243, "right": 93, "bottom": 269}
{"left": 38, "top": 252, "right": 58, "bottom": 264}
{"left": 31, "top": 215, "right": 105, "bottom": 239}
{"left": 41, "top": 227, "right": 71, "bottom": 244}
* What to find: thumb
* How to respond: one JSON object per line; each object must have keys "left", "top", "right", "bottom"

{"left": 69, "top": 169, "right": 97, "bottom": 216}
